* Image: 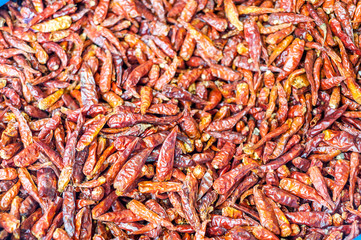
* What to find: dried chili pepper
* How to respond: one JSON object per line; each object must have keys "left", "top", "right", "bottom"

{"left": 0, "top": 0, "right": 357, "bottom": 239}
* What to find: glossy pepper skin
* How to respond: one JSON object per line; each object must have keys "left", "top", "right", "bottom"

{"left": 0, "top": 0, "right": 360, "bottom": 239}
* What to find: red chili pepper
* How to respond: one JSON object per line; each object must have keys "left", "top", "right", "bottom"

{"left": 0, "top": 0, "right": 359, "bottom": 239}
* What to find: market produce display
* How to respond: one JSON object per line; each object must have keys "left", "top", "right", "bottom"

{"left": 0, "top": 0, "right": 360, "bottom": 239}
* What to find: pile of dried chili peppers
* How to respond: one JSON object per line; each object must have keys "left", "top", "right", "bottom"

{"left": 0, "top": 0, "right": 361, "bottom": 239}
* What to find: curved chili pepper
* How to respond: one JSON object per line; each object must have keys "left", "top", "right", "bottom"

{"left": 155, "top": 126, "right": 177, "bottom": 181}
{"left": 211, "top": 141, "right": 236, "bottom": 169}
{"left": 279, "top": 178, "right": 332, "bottom": 209}
{"left": 332, "top": 159, "right": 350, "bottom": 202}
{"left": 181, "top": 21, "right": 223, "bottom": 62}
{"left": 267, "top": 198, "right": 291, "bottom": 237}
{"left": 114, "top": 148, "right": 153, "bottom": 194}
{"left": 12, "top": 143, "right": 38, "bottom": 167}
{"left": 179, "top": 172, "right": 201, "bottom": 231}
{"left": 263, "top": 185, "right": 299, "bottom": 208}
{"left": 284, "top": 211, "right": 332, "bottom": 228}
{"left": 76, "top": 114, "right": 112, "bottom": 152}
{"left": 329, "top": 18, "right": 361, "bottom": 55}
{"left": 58, "top": 113, "right": 84, "bottom": 192}
{"left": 127, "top": 199, "right": 174, "bottom": 230}
{"left": 163, "top": 84, "right": 207, "bottom": 104}
{"left": 261, "top": 144, "right": 304, "bottom": 171}
{"left": 308, "top": 104, "right": 348, "bottom": 138}
{"left": 224, "top": 0, "right": 243, "bottom": 31}
{"left": 308, "top": 166, "right": 335, "bottom": 209}
{"left": 210, "top": 214, "right": 251, "bottom": 229}
{"left": 8, "top": 105, "right": 32, "bottom": 147}
{"left": 253, "top": 186, "right": 280, "bottom": 235}
{"left": 252, "top": 225, "right": 279, "bottom": 240}
{"left": 213, "top": 161, "right": 258, "bottom": 195}
{"left": 277, "top": 38, "right": 305, "bottom": 81}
